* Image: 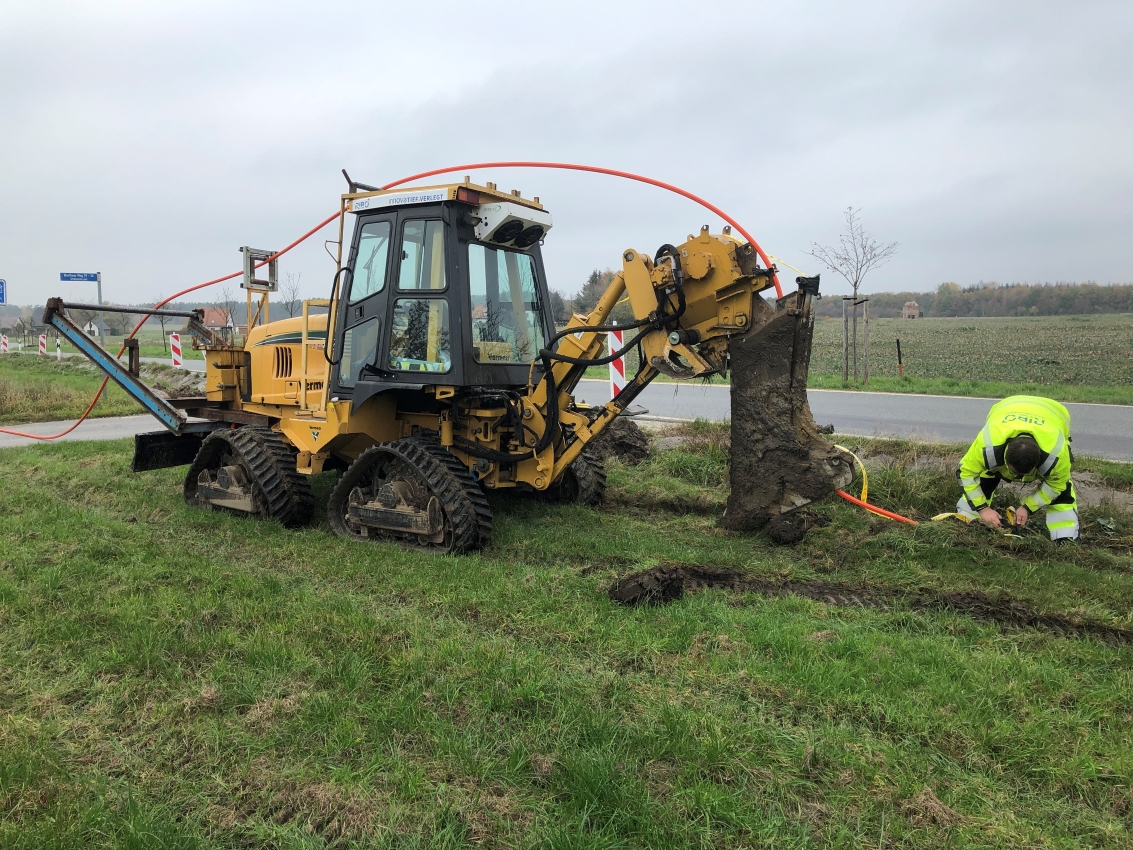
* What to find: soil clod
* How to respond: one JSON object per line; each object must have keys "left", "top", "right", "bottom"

{"left": 607, "top": 565, "right": 1133, "bottom": 644}
{"left": 766, "top": 510, "right": 829, "bottom": 545}
{"left": 589, "top": 417, "right": 650, "bottom": 465}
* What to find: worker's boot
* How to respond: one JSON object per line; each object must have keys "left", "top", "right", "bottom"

{"left": 721, "top": 285, "right": 854, "bottom": 534}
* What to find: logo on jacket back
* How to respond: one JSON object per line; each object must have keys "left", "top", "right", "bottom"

{"left": 1002, "top": 413, "right": 1045, "bottom": 426}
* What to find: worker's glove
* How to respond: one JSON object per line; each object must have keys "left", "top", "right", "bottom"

{"left": 977, "top": 507, "right": 1002, "bottom": 528}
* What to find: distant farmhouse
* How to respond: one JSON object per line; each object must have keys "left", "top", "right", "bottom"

{"left": 83, "top": 318, "right": 113, "bottom": 338}
{"left": 901, "top": 300, "right": 923, "bottom": 319}
{"left": 200, "top": 307, "right": 247, "bottom": 336}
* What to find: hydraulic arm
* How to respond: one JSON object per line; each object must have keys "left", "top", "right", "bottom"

{"left": 525, "top": 227, "right": 781, "bottom": 478}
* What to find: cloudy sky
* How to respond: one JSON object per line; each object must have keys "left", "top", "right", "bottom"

{"left": 2, "top": 0, "right": 1130, "bottom": 307}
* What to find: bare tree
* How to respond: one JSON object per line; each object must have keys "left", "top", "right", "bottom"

{"left": 219, "top": 287, "right": 239, "bottom": 343}
{"left": 154, "top": 293, "right": 170, "bottom": 353}
{"left": 806, "top": 207, "right": 898, "bottom": 384}
{"left": 12, "top": 317, "right": 29, "bottom": 348}
{"left": 280, "top": 272, "right": 302, "bottom": 318}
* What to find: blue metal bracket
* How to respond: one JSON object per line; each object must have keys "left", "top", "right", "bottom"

{"left": 42, "top": 297, "right": 217, "bottom": 436}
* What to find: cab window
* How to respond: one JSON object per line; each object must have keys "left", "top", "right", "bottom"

{"left": 338, "top": 317, "right": 380, "bottom": 387}
{"left": 398, "top": 220, "right": 446, "bottom": 290}
{"left": 468, "top": 243, "right": 547, "bottom": 364}
{"left": 349, "top": 220, "right": 391, "bottom": 303}
{"left": 389, "top": 298, "right": 451, "bottom": 373}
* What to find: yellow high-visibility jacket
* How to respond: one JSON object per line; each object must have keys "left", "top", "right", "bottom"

{"left": 958, "top": 395, "right": 1072, "bottom": 513}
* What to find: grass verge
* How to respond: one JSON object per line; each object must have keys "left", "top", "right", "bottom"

{"left": 0, "top": 354, "right": 142, "bottom": 424}
{"left": 1, "top": 431, "right": 1132, "bottom": 846}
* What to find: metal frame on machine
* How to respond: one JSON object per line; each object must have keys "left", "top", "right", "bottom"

{"left": 40, "top": 299, "right": 222, "bottom": 435}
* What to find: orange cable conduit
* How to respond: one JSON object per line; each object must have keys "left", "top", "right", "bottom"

{"left": 0, "top": 163, "right": 779, "bottom": 441}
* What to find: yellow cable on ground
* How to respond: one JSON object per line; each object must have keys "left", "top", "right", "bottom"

{"left": 833, "top": 445, "right": 919, "bottom": 524}
{"left": 835, "top": 444, "right": 868, "bottom": 503}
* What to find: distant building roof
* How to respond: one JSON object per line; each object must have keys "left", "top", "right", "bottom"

{"left": 200, "top": 307, "right": 234, "bottom": 329}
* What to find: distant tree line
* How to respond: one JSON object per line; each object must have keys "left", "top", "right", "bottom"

{"left": 811, "top": 281, "right": 1133, "bottom": 319}
{"left": 554, "top": 268, "right": 633, "bottom": 327}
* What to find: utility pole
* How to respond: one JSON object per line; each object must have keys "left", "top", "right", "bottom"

{"left": 841, "top": 297, "right": 850, "bottom": 383}
{"left": 862, "top": 300, "right": 870, "bottom": 385}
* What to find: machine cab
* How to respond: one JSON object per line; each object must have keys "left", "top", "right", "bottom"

{"left": 332, "top": 181, "right": 555, "bottom": 405}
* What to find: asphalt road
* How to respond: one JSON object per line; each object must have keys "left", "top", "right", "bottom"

{"left": 575, "top": 379, "right": 1133, "bottom": 461}
{"left": 0, "top": 415, "right": 162, "bottom": 449}
{"left": 3, "top": 378, "right": 1132, "bottom": 461}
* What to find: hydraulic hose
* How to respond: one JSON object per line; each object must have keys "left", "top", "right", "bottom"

{"left": 2, "top": 161, "right": 778, "bottom": 441}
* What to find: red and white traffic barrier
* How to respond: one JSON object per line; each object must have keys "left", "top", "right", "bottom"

{"left": 170, "top": 332, "right": 182, "bottom": 368}
{"left": 609, "top": 326, "right": 625, "bottom": 400}
{"left": 0, "top": 335, "right": 7, "bottom": 353}
{"left": 38, "top": 334, "right": 47, "bottom": 355}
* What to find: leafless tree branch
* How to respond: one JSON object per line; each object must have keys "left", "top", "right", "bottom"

{"left": 280, "top": 272, "right": 302, "bottom": 318}
{"left": 805, "top": 207, "right": 899, "bottom": 298}
{"left": 805, "top": 207, "right": 897, "bottom": 385}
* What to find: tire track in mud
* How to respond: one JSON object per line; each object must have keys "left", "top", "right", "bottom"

{"left": 606, "top": 565, "right": 1133, "bottom": 645}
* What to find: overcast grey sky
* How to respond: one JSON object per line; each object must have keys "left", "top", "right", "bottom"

{"left": 2, "top": 0, "right": 1130, "bottom": 307}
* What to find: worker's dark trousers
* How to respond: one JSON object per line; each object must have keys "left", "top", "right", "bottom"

{"left": 956, "top": 474, "right": 1079, "bottom": 540}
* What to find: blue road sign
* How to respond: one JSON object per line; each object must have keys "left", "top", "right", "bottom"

{"left": 61, "top": 272, "right": 100, "bottom": 282}
{"left": 0, "top": 279, "right": 6, "bottom": 304}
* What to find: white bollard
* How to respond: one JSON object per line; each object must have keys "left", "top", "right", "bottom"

{"left": 609, "top": 326, "right": 625, "bottom": 401}
{"left": 0, "top": 335, "right": 7, "bottom": 353}
{"left": 39, "top": 334, "right": 47, "bottom": 356}
{"left": 56, "top": 337, "right": 61, "bottom": 360}
{"left": 170, "top": 332, "right": 182, "bottom": 368}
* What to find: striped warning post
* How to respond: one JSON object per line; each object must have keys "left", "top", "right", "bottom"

{"left": 1, "top": 335, "right": 7, "bottom": 353}
{"left": 38, "top": 334, "right": 47, "bottom": 355}
{"left": 609, "top": 327, "right": 625, "bottom": 400}
{"left": 170, "top": 333, "right": 182, "bottom": 368}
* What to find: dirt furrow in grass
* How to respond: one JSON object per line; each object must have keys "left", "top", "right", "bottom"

{"left": 607, "top": 565, "right": 1133, "bottom": 645}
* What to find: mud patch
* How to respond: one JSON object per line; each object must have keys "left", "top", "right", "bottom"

{"left": 607, "top": 565, "right": 741, "bottom": 605}
{"left": 721, "top": 290, "right": 853, "bottom": 533}
{"left": 589, "top": 416, "right": 650, "bottom": 465}
{"left": 606, "top": 565, "right": 1133, "bottom": 644}
{"left": 766, "top": 510, "right": 830, "bottom": 545}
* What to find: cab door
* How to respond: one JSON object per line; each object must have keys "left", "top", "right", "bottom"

{"left": 334, "top": 214, "right": 394, "bottom": 394}
{"left": 384, "top": 214, "right": 456, "bottom": 378}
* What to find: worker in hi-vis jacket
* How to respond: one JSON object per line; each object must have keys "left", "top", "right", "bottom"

{"left": 956, "top": 395, "right": 1078, "bottom": 542}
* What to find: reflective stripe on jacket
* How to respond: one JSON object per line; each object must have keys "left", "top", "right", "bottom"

{"left": 958, "top": 396, "right": 1072, "bottom": 512}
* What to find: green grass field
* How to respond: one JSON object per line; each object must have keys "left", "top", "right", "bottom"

{"left": 49, "top": 329, "right": 206, "bottom": 361}
{"left": 0, "top": 354, "right": 143, "bottom": 424}
{"left": 2, "top": 428, "right": 1132, "bottom": 847}
{"left": 0, "top": 354, "right": 205, "bottom": 426}
{"left": 810, "top": 314, "right": 1133, "bottom": 403}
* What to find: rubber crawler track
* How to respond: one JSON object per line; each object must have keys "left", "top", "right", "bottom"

{"left": 326, "top": 439, "right": 478, "bottom": 554}
{"left": 184, "top": 426, "right": 314, "bottom": 527}
{"left": 412, "top": 439, "right": 494, "bottom": 548}
{"left": 545, "top": 451, "right": 607, "bottom": 506}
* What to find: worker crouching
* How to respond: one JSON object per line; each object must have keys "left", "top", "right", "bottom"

{"left": 955, "top": 395, "right": 1078, "bottom": 542}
